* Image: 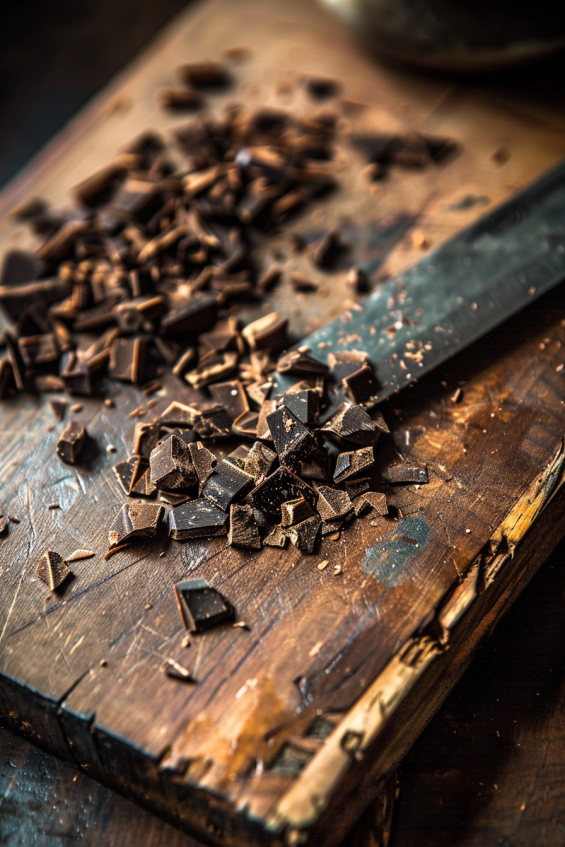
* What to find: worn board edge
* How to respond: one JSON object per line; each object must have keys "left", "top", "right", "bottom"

{"left": 2, "top": 439, "right": 565, "bottom": 847}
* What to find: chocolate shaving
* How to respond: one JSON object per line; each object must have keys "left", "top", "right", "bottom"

{"left": 36, "top": 551, "right": 72, "bottom": 591}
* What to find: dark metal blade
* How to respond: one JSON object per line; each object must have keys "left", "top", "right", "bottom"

{"left": 273, "top": 159, "right": 565, "bottom": 408}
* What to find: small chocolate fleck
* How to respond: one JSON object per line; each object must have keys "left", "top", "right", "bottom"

{"left": 66, "top": 549, "right": 95, "bottom": 562}
{"left": 162, "top": 657, "right": 195, "bottom": 681}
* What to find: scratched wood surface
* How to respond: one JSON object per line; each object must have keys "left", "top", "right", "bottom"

{"left": 3, "top": 1, "right": 565, "bottom": 845}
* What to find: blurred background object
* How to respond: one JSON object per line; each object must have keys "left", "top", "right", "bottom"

{"left": 0, "top": 0, "right": 188, "bottom": 190}
{"left": 321, "top": 0, "right": 565, "bottom": 71}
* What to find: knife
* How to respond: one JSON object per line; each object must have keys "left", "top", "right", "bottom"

{"left": 273, "top": 159, "right": 565, "bottom": 408}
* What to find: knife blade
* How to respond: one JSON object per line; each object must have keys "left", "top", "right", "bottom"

{"left": 273, "top": 159, "right": 565, "bottom": 409}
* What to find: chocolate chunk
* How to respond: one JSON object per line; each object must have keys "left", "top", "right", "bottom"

{"left": 169, "top": 499, "right": 228, "bottom": 540}
{"left": 162, "top": 658, "right": 195, "bottom": 682}
{"left": 160, "top": 491, "right": 190, "bottom": 506}
{"left": 333, "top": 446, "right": 374, "bottom": 483}
{"left": 209, "top": 379, "right": 249, "bottom": 420}
{"left": 264, "top": 525, "right": 288, "bottom": 548}
{"left": 316, "top": 486, "right": 353, "bottom": 521}
{"left": 281, "top": 497, "right": 314, "bottom": 527}
{"left": 266, "top": 406, "right": 317, "bottom": 465}
{"left": 304, "top": 76, "right": 340, "bottom": 99}
{"left": 287, "top": 515, "right": 321, "bottom": 553}
{"left": 159, "top": 402, "right": 199, "bottom": 428}
{"left": 0, "top": 516, "right": 9, "bottom": 536}
{"left": 192, "top": 405, "right": 233, "bottom": 439}
{"left": 161, "top": 294, "right": 218, "bottom": 337}
{"left": 108, "top": 501, "right": 163, "bottom": 547}
{"left": 290, "top": 271, "right": 318, "bottom": 292}
{"left": 361, "top": 491, "right": 388, "bottom": 514}
{"left": 48, "top": 398, "right": 67, "bottom": 422}
{"left": 109, "top": 337, "right": 146, "bottom": 383}
{"left": 282, "top": 390, "right": 319, "bottom": 425}
{"left": 132, "top": 422, "right": 161, "bottom": 459}
{"left": 256, "top": 399, "right": 277, "bottom": 440}
{"left": 56, "top": 420, "right": 86, "bottom": 464}
{"left": 243, "top": 441, "right": 277, "bottom": 482}
{"left": 232, "top": 410, "right": 259, "bottom": 438}
{"left": 202, "top": 459, "right": 254, "bottom": 511}
{"left": 177, "top": 61, "right": 231, "bottom": 88}
{"left": 188, "top": 441, "right": 218, "bottom": 492}
{"left": 345, "top": 477, "right": 370, "bottom": 500}
{"left": 0, "top": 249, "right": 41, "bottom": 287}
{"left": 328, "top": 350, "right": 369, "bottom": 381}
{"left": 0, "top": 359, "right": 16, "bottom": 398}
{"left": 172, "top": 347, "right": 196, "bottom": 376}
{"left": 74, "top": 164, "right": 126, "bottom": 208}
{"left": 342, "top": 364, "right": 380, "bottom": 405}
{"left": 321, "top": 403, "right": 388, "bottom": 446}
{"left": 157, "top": 88, "right": 204, "bottom": 111}
{"left": 174, "top": 578, "right": 234, "bottom": 634}
{"left": 18, "top": 333, "right": 59, "bottom": 368}
{"left": 387, "top": 463, "right": 429, "bottom": 484}
{"left": 228, "top": 504, "right": 262, "bottom": 549}
{"left": 242, "top": 312, "right": 289, "bottom": 353}
{"left": 131, "top": 466, "right": 157, "bottom": 497}
{"left": 276, "top": 349, "right": 329, "bottom": 377}
{"left": 36, "top": 551, "right": 72, "bottom": 591}
{"left": 185, "top": 352, "right": 239, "bottom": 390}
{"left": 347, "top": 267, "right": 370, "bottom": 294}
{"left": 113, "top": 456, "right": 146, "bottom": 495}
{"left": 150, "top": 435, "right": 197, "bottom": 490}
{"left": 251, "top": 467, "right": 316, "bottom": 518}
{"left": 311, "top": 229, "right": 342, "bottom": 269}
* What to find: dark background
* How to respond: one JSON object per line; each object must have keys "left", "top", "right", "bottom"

{"left": 1, "top": 2, "right": 565, "bottom": 844}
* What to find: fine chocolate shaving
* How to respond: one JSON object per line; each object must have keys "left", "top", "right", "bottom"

{"left": 56, "top": 420, "right": 86, "bottom": 464}
{"left": 169, "top": 499, "right": 228, "bottom": 540}
{"left": 174, "top": 578, "right": 234, "bottom": 633}
{"left": 108, "top": 501, "right": 163, "bottom": 547}
{"left": 36, "top": 550, "right": 72, "bottom": 591}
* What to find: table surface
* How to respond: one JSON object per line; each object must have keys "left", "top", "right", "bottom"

{"left": 3, "top": 1, "right": 565, "bottom": 845}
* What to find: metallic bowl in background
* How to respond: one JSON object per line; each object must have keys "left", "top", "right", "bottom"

{"left": 321, "top": 0, "right": 565, "bottom": 71}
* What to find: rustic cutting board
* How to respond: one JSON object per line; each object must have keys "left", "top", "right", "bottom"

{"left": 3, "top": 1, "right": 565, "bottom": 845}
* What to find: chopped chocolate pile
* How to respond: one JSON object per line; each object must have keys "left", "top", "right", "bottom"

{"left": 0, "top": 57, "right": 443, "bottom": 565}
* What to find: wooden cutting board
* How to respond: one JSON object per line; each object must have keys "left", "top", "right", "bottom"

{"left": 3, "top": 1, "right": 565, "bottom": 845}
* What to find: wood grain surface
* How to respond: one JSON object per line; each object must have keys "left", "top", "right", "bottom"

{"left": 3, "top": 1, "right": 565, "bottom": 845}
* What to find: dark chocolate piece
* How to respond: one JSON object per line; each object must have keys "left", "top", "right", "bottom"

{"left": 328, "top": 350, "right": 369, "bottom": 381}
{"left": 276, "top": 349, "right": 329, "bottom": 377}
{"left": 131, "top": 467, "right": 157, "bottom": 497}
{"left": 109, "top": 337, "right": 146, "bottom": 383}
{"left": 316, "top": 486, "right": 354, "bottom": 521}
{"left": 0, "top": 516, "right": 9, "bottom": 536}
{"left": 36, "top": 551, "right": 72, "bottom": 591}
{"left": 242, "top": 313, "right": 288, "bottom": 353}
{"left": 266, "top": 406, "right": 317, "bottom": 465}
{"left": 113, "top": 457, "right": 147, "bottom": 495}
{"left": 56, "top": 420, "right": 86, "bottom": 464}
{"left": 321, "top": 518, "right": 343, "bottom": 536}
{"left": 342, "top": 364, "right": 380, "bottom": 405}
{"left": 108, "top": 501, "right": 163, "bottom": 547}
{"left": 161, "top": 294, "right": 218, "bottom": 337}
{"left": 0, "top": 359, "right": 16, "bottom": 398}
{"left": 256, "top": 399, "right": 277, "bottom": 440}
{"left": 177, "top": 61, "right": 231, "bottom": 88}
{"left": 243, "top": 441, "right": 277, "bottom": 482}
{"left": 282, "top": 390, "right": 319, "bottom": 425}
{"left": 345, "top": 477, "right": 370, "bottom": 500}
{"left": 169, "top": 499, "right": 228, "bottom": 540}
{"left": 333, "top": 446, "right": 374, "bottom": 483}
{"left": 159, "top": 491, "right": 190, "bottom": 507}
{"left": 174, "top": 578, "right": 234, "bottom": 634}
{"left": 74, "top": 164, "right": 126, "bottom": 208}
{"left": 361, "top": 491, "right": 388, "bottom": 514}
{"left": 159, "top": 402, "right": 199, "bottom": 428}
{"left": 228, "top": 504, "right": 262, "bottom": 549}
{"left": 264, "top": 525, "right": 288, "bottom": 548}
{"left": 251, "top": 467, "right": 316, "bottom": 518}
{"left": 185, "top": 352, "right": 238, "bottom": 390}
{"left": 304, "top": 76, "right": 340, "bottom": 99}
{"left": 132, "top": 422, "right": 161, "bottom": 459}
{"left": 387, "top": 463, "right": 429, "bottom": 484}
{"left": 48, "top": 399, "right": 67, "bottom": 422}
{"left": 311, "top": 229, "right": 341, "bottom": 269}
{"left": 320, "top": 403, "right": 388, "bottom": 446}
{"left": 291, "top": 272, "right": 318, "bottom": 292}
{"left": 202, "top": 459, "right": 254, "bottom": 511}
{"left": 232, "top": 410, "right": 259, "bottom": 438}
{"left": 150, "top": 434, "right": 197, "bottom": 490}
{"left": 287, "top": 515, "right": 321, "bottom": 553}
{"left": 281, "top": 497, "right": 314, "bottom": 527}
{"left": 188, "top": 441, "right": 218, "bottom": 492}
{"left": 65, "top": 549, "right": 95, "bottom": 562}
{"left": 157, "top": 88, "right": 204, "bottom": 111}
{"left": 162, "top": 658, "right": 195, "bottom": 682}
{"left": 209, "top": 379, "right": 249, "bottom": 420}
{"left": 299, "top": 448, "right": 331, "bottom": 480}
{"left": 192, "top": 405, "right": 233, "bottom": 439}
